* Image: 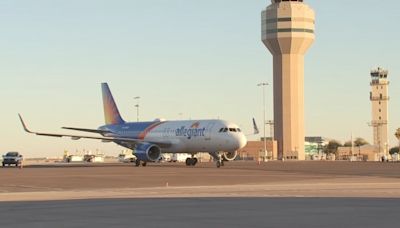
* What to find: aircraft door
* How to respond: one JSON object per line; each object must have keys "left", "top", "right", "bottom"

{"left": 204, "top": 122, "right": 215, "bottom": 141}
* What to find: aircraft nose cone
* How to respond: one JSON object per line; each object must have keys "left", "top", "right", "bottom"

{"left": 239, "top": 134, "right": 247, "bottom": 149}
{"left": 234, "top": 134, "right": 247, "bottom": 149}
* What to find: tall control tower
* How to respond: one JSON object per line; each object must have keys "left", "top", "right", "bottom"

{"left": 370, "top": 67, "right": 389, "bottom": 158}
{"left": 261, "top": 0, "right": 315, "bottom": 160}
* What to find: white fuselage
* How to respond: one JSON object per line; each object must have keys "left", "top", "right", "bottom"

{"left": 101, "top": 119, "right": 247, "bottom": 154}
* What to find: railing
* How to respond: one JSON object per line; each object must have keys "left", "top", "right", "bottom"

{"left": 370, "top": 120, "right": 388, "bottom": 126}
{"left": 370, "top": 96, "right": 389, "bottom": 101}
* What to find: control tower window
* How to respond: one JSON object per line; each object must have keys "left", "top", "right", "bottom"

{"left": 274, "top": 0, "right": 304, "bottom": 2}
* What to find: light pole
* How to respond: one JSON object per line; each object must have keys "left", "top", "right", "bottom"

{"left": 134, "top": 96, "right": 140, "bottom": 122}
{"left": 257, "top": 82, "right": 269, "bottom": 162}
{"left": 266, "top": 120, "right": 274, "bottom": 160}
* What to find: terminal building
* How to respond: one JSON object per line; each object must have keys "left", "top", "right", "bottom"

{"left": 238, "top": 137, "right": 326, "bottom": 161}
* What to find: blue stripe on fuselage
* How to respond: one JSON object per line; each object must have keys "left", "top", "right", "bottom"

{"left": 98, "top": 121, "right": 158, "bottom": 139}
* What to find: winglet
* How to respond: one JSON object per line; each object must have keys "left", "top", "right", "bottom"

{"left": 252, "top": 118, "right": 260, "bottom": 135}
{"left": 18, "top": 114, "right": 33, "bottom": 133}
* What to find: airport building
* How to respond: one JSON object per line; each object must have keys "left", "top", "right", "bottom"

{"left": 262, "top": 0, "right": 315, "bottom": 160}
{"left": 239, "top": 137, "right": 327, "bottom": 161}
{"left": 336, "top": 145, "right": 380, "bottom": 162}
{"left": 237, "top": 140, "right": 277, "bottom": 161}
{"left": 305, "top": 137, "right": 328, "bottom": 160}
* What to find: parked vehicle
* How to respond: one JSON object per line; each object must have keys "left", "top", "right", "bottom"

{"left": 65, "top": 155, "right": 84, "bottom": 163}
{"left": 118, "top": 153, "right": 136, "bottom": 163}
{"left": 2, "top": 152, "right": 23, "bottom": 167}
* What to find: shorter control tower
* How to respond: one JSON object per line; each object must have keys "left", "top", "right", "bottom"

{"left": 370, "top": 67, "right": 389, "bottom": 157}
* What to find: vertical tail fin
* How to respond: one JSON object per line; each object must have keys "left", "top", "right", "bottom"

{"left": 101, "top": 83, "right": 125, "bottom": 125}
{"left": 252, "top": 118, "right": 260, "bottom": 135}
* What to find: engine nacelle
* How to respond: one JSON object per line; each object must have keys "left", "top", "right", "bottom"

{"left": 134, "top": 143, "right": 162, "bottom": 162}
{"left": 222, "top": 151, "right": 238, "bottom": 161}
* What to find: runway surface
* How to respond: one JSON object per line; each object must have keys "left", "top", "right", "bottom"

{"left": 1, "top": 161, "right": 400, "bottom": 200}
{"left": 1, "top": 161, "right": 400, "bottom": 227}
{"left": 1, "top": 198, "right": 399, "bottom": 228}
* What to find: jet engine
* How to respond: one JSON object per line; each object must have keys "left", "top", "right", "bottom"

{"left": 134, "top": 143, "right": 162, "bottom": 162}
{"left": 222, "top": 151, "right": 238, "bottom": 161}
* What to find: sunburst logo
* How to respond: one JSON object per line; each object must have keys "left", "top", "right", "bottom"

{"left": 190, "top": 122, "right": 200, "bottom": 129}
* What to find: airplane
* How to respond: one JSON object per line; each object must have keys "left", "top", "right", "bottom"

{"left": 19, "top": 83, "right": 251, "bottom": 168}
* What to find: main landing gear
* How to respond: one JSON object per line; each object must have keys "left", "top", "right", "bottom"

{"left": 185, "top": 157, "right": 198, "bottom": 166}
{"left": 209, "top": 152, "right": 224, "bottom": 168}
{"left": 135, "top": 160, "right": 147, "bottom": 167}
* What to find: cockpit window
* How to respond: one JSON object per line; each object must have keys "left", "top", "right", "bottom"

{"left": 229, "top": 128, "right": 237, "bottom": 132}
{"left": 219, "top": 128, "right": 224, "bottom": 132}
{"left": 237, "top": 128, "right": 241, "bottom": 132}
{"left": 223, "top": 128, "right": 228, "bottom": 132}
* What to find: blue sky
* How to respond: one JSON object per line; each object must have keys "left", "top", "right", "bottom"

{"left": 1, "top": 0, "right": 399, "bottom": 157}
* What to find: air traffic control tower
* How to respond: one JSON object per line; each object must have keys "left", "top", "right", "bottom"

{"left": 370, "top": 67, "right": 389, "bottom": 158}
{"left": 262, "top": 0, "right": 315, "bottom": 160}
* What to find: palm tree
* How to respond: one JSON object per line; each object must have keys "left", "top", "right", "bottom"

{"left": 389, "top": 147, "right": 399, "bottom": 155}
{"left": 343, "top": 138, "right": 369, "bottom": 147}
{"left": 395, "top": 128, "right": 400, "bottom": 140}
{"left": 354, "top": 138, "right": 369, "bottom": 147}
{"left": 324, "top": 140, "right": 342, "bottom": 154}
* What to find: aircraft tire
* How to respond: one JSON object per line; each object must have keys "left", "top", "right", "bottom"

{"left": 185, "top": 158, "right": 191, "bottom": 166}
{"left": 142, "top": 162, "right": 147, "bottom": 167}
{"left": 192, "top": 158, "right": 198, "bottom": 166}
{"left": 216, "top": 161, "right": 221, "bottom": 168}
{"left": 135, "top": 160, "right": 141, "bottom": 167}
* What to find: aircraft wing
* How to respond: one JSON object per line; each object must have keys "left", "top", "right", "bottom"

{"left": 61, "top": 127, "right": 112, "bottom": 135}
{"left": 18, "top": 114, "right": 171, "bottom": 148}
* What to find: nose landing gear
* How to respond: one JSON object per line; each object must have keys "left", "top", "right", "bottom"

{"left": 209, "top": 152, "right": 224, "bottom": 168}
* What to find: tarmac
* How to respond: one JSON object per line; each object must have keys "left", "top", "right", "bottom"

{"left": 1, "top": 198, "right": 400, "bottom": 228}
{"left": 1, "top": 161, "right": 400, "bottom": 227}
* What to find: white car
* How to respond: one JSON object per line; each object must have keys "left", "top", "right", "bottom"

{"left": 118, "top": 154, "right": 136, "bottom": 163}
